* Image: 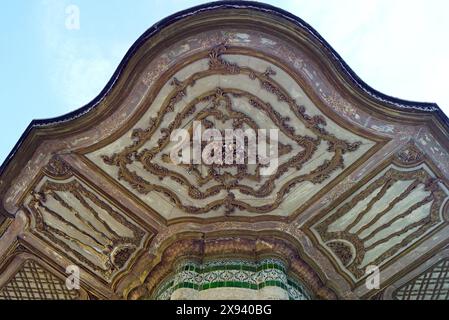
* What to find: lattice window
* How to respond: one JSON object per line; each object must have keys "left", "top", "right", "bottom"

{"left": 394, "top": 258, "right": 449, "bottom": 300}
{"left": 0, "top": 260, "right": 78, "bottom": 300}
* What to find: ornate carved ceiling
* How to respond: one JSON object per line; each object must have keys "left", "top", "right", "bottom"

{"left": 1, "top": 2, "right": 449, "bottom": 299}
{"left": 86, "top": 46, "right": 380, "bottom": 221}
{"left": 307, "top": 146, "right": 449, "bottom": 284}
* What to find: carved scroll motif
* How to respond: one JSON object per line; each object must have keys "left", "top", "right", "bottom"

{"left": 311, "top": 148, "right": 449, "bottom": 280}
{"left": 100, "top": 44, "right": 365, "bottom": 216}
{"left": 26, "top": 160, "right": 147, "bottom": 280}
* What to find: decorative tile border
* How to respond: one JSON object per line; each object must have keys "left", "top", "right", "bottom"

{"left": 152, "top": 258, "right": 310, "bottom": 300}
{"left": 129, "top": 237, "right": 337, "bottom": 300}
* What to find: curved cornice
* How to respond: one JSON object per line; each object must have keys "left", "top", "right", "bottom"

{"left": 124, "top": 231, "right": 339, "bottom": 300}
{"left": 1, "top": 1, "right": 448, "bottom": 209}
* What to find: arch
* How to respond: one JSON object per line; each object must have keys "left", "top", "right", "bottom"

{"left": 125, "top": 232, "right": 338, "bottom": 300}
{"left": 1, "top": 1, "right": 448, "bottom": 300}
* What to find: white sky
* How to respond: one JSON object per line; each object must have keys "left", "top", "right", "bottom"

{"left": 280, "top": 0, "right": 449, "bottom": 111}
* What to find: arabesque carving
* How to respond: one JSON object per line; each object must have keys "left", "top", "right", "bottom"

{"left": 99, "top": 44, "right": 367, "bottom": 217}
{"left": 26, "top": 164, "right": 147, "bottom": 281}
{"left": 309, "top": 150, "right": 449, "bottom": 281}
